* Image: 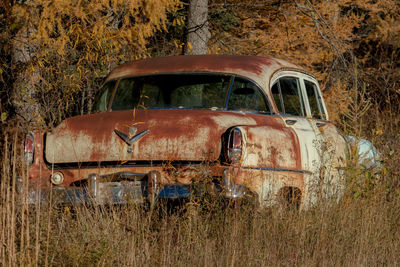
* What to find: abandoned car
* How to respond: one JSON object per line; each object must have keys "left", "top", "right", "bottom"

{"left": 22, "top": 55, "right": 378, "bottom": 207}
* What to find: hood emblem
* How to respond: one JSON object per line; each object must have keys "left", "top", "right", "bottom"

{"left": 114, "top": 128, "right": 150, "bottom": 153}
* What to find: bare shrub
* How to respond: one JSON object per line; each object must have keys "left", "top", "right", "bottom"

{"left": 0, "top": 126, "right": 399, "bottom": 266}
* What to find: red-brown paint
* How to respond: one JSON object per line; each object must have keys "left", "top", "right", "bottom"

{"left": 25, "top": 55, "right": 320, "bottom": 205}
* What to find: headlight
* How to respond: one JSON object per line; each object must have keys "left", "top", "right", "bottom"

{"left": 51, "top": 172, "right": 64, "bottom": 185}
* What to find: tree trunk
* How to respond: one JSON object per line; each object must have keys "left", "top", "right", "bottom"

{"left": 185, "top": 0, "right": 210, "bottom": 55}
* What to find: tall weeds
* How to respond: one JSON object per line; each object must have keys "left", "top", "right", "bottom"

{"left": 0, "top": 127, "right": 399, "bottom": 266}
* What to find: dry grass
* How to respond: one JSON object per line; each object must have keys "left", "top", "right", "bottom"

{"left": 0, "top": 128, "right": 399, "bottom": 266}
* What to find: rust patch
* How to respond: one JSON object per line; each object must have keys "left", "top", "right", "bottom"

{"left": 243, "top": 123, "right": 301, "bottom": 170}
{"left": 233, "top": 167, "right": 304, "bottom": 203}
{"left": 45, "top": 109, "right": 283, "bottom": 164}
{"left": 105, "top": 55, "right": 301, "bottom": 95}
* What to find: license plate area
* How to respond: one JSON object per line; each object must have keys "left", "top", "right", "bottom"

{"left": 96, "top": 180, "right": 145, "bottom": 204}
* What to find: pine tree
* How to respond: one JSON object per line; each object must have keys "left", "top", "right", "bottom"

{"left": 11, "top": 0, "right": 181, "bottom": 126}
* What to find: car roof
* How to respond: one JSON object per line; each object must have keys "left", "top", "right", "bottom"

{"left": 104, "top": 55, "right": 310, "bottom": 90}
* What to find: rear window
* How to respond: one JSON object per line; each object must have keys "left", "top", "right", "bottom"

{"left": 95, "top": 74, "right": 272, "bottom": 114}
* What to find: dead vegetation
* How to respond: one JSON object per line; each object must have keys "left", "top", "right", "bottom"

{"left": 0, "top": 127, "right": 399, "bottom": 266}
{"left": 1, "top": 1, "right": 400, "bottom": 265}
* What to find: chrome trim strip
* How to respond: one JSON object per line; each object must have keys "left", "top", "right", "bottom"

{"left": 46, "top": 160, "right": 206, "bottom": 170}
{"left": 241, "top": 166, "right": 312, "bottom": 174}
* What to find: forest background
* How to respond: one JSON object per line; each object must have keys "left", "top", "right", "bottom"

{"left": 0, "top": 0, "right": 399, "bottom": 265}
{"left": 1, "top": 0, "right": 399, "bottom": 133}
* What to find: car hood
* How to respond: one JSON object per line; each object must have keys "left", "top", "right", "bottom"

{"left": 44, "top": 109, "right": 260, "bottom": 164}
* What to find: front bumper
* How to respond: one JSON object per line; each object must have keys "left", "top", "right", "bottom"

{"left": 20, "top": 184, "right": 194, "bottom": 205}
{"left": 18, "top": 168, "right": 248, "bottom": 205}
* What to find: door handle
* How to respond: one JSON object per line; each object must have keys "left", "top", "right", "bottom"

{"left": 316, "top": 122, "right": 325, "bottom": 127}
{"left": 285, "top": 119, "right": 297, "bottom": 125}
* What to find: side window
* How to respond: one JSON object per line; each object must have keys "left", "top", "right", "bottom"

{"left": 274, "top": 77, "right": 305, "bottom": 116}
{"left": 227, "top": 77, "right": 270, "bottom": 113}
{"left": 271, "top": 82, "right": 283, "bottom": 113}
{"left": 304, "top": 80, "right": 326, "bottom": 120}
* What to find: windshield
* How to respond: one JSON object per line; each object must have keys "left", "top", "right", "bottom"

{"left": 95, "top": 73, "right": 271, "bottom": 114}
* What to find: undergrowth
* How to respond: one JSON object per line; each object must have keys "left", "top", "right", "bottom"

{"left": 0, "top": 125, "right": 399, "bottom": 266}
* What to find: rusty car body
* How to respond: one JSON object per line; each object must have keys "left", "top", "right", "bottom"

{"left": 23, "top": 55, "right": 354, "bottom": 207}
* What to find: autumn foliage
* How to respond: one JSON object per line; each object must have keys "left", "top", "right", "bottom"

{"left": 0, "top": 0, "right": 398, "bottom": 133}
{"left": 0, "top": 1, "right": 399, "bottom": 265}
{"left": 7, "top": 0, "right": 182, "bottom": 125}
{"left": 208, "top": 0, "right": 400, "bottom": 131}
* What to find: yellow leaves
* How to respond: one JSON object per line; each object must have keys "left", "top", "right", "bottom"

{"left": 13, "top": 0, "right": 182, "bottom": 61}
{"left": 9, "top": 0, "right": 181, "bottom": 124}
{"left": 375, "top": 128, "right": 384, "bottom": 136}
{"left": 56, "top": 36, "right": 68, "bottom": 56}
{"left": 187, "top": 41, "right": 192, "bottom": 52}
{"left": 1, "top": 112, "right": 7, "bottom": 122}
{"left": 34, "top": 113, "right": 45, "bottom": 125}
{"left": 172, "top": 16, "right": 185, "bottom": 27}
{"left": 376, "top": 16, "right": 400, "bottom": 44}
{"left": 14, "top": 0, "right": 182, "bottom": 61}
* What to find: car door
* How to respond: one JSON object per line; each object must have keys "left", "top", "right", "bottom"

{"left": 299, "top": 76, "right": 347, "bottom": 201}
{"left": 270, "top": 73, "right": 324, "bottom": 205}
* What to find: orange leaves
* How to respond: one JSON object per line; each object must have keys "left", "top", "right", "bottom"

{"left": 208, "top": 0, "right": 400, "bottom": 126}
{"left": 376, "top": 16, "right": 400, "bottom": 46}
{"left": 13, "top": 0, "right": 182, "bottom": 68}
{"left": 10, "top": 0, "right": 182, "bottom": 125}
